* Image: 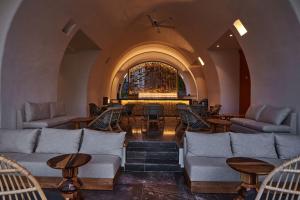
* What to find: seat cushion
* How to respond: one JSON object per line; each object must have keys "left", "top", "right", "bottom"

{"left": 258, "top": 105, "right": 291, "bottom": 125}
{"left": 22, "top": 115, "right": 75, "bottom": 128}
{"left": 25, "top": 102, "right": 50, "bottom": 122}
{"left": 80, "top": 129, "right": 125, "bottom": 157}
{"left": 78, "top": 154, "right": 121, "bottom": 178}
{"left": 275, "top": 134, "right": 300, "bottom": 159}
{"left": 245, "top": 105, "right": 266, "bottom": 120}
{"left": 2, "top": 153, "right": 61, "bottom": 177}
{"left": 35, "top": 128, "right": 82, "bottom": 154}
{"left": 185, "top": 132, "right": 232, "bottom": 158}
{"left": 185, "top": 156, "right": 240, "bottom": 181}
{"left": 0, "top": 129, "right": 39, "bottom": 153}
{"left": 230, "top": 133, "right": 278, "bottom": 159}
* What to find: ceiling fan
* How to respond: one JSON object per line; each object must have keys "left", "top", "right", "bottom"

{"left": 147, "top": 15, "right": 175, "bottom": 33}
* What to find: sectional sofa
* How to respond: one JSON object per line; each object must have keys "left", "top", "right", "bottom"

{"left": 230, "top": 105, "right": 297, "bottom": 133}
{"left": 184, "top": 131, "right": 300, "bottom": 193}
{"left": 0, "top": 128, "right": 126, "bottom": 190}
{"left": 17, "top": 102, "right": 75, "bottom": 129}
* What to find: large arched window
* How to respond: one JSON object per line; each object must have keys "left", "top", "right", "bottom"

{"left": 118, "top": 61, "right": 186, "bottom": 99}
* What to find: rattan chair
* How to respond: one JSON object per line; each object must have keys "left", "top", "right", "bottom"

{"left": 0, "top": 155, "right": 47, "bottom": 200}
{"left": 88, "top": 103, "right": 105, "bottom": 117}
{"left": 88, "top": 107, "right": 123, "bottom": 131}
{"left": 143, "top": 104, "right": 164, "bottom": 131}
{"left": 255, "top": 156, "right": 300, "bottom": 200}
{"left": 178, "top": 107, "right": 210, "bottom": 132}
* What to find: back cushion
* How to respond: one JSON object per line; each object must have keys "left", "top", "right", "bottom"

{"left": 80, "top": 129, "right": 126, "bottom": 157}
{"left": 50, "top": 102, "right": 66, "bottom": 118}
{"left": 275, "top": 134, "right": 300, "bottom": 159}
{"left": 35, "top": 128, "right": 82, "bottom": 154}
{"left": 258, "top": 105, "right": 291, "bottom": 125}
{"left": 25, "top": 102, "right": 50, "bottom": 122}
{"left": 245, "top": 105, "right": 266, "bottom": 120}
{"left": 186, "top": 132, "right": 232, "bottom": 157}
{"left": 230, "top": 133, "right": 277, "bottom": 158}
{"left": 0, "top": 129, "right": 39, "bottom": 153}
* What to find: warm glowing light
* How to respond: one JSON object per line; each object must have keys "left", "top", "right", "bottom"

{"left": 120, "top": 99, "right": 190, "bottom": 105}
{"left": 138, "top": 92, "right": 178, "bottom": 99}
{"left": 229, "top": 34, "right": 233, "bottom": 37}
{"left": 132, "top": 128, "right": 142, "bottom": 134}
{"left": 233, "top": 19, "right": 248, "bottom": 36}
{"left": 216, "top": 45, "right": 220, "bottom": 48}
{"left": 198, "top": 57, "right": 205, "bottom": 66}
{"left": 163, "top": 129, "right": 176, "bottom": 135}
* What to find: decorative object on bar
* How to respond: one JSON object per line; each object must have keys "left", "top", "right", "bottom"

{"left": 226, "top": 157, "right": 275, "bottom": 200}
{"left": 89, "top": 103, "right": 105, "bottom": 117}
{"left": 255, "top": 156, "right": 300, "bottom": 200}
{"left": 47, "top": 153, "right": 91, "bottom": 200}
{"left": 88, "top": 107, "right": 123, "bottom": 131}
{"left": 143, "top": 103, "right": 164, "bottom": 132}
{"left": 0, "top": 155, "right": 48, "bottom": 200}
{"left": 177, "top": 107, "right": 210, "bottom": 132}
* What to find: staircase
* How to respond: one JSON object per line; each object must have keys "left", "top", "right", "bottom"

{"left": 125, "top": 141, "right": 182, "bottom": 172}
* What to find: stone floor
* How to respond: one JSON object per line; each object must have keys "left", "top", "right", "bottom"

{"left": 45, "top": 172, "right": 236, "bottom": 200}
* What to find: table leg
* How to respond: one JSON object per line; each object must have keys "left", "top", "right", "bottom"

{"left": 235, "top": 173, "right": 258, "bottom": 200}
{"left": 210, "top": 124, "right": 216, "bottom": 133}
{"left": 74, "top": 122, "right": 80, "bottom": 129}
{"left": 59, "top": 168, "right": 82, "bottom": 200}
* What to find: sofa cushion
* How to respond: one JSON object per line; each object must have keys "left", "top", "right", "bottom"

{"left": 258, "top": 105, "right": 291, "bottom": 125}
{"left": 0, "top": 129, "right": 39, "bottom": 153}
{"left": 22, "top": 116, "right": 74, "bottom": 128}
{"left": 50, "top": 102, "right": 66, "bottom": 118}
{"left": 186, "top": 132, "right": 232, "bottom": 158}
{"left": 245, "top": 105, "right": 266, "bottom": 120}
{"left": 78, "top": 154, "right": 120, "bottom": 178}
{"left": 185, "top": 156, "right": 240, "bottom": 181}
{"left": 230, "top": 133, "right": 277, "bottom": 158}
{"left": 25, "top": 102, "right": 50, "bottom": 122}
{"left": 275, "top": 134, "right": 300, "bottom": 159}
{"left": 79, "top": 129, "right": 126, "bottom": 157}
{"left": 35, "top": 128, "right": 82, "bottom": 154}
{"left": 2, "top": 153, "right": 61, "bottom": 177}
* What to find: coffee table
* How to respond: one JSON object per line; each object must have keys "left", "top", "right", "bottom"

{"left": 71, "top": 117, "right": 95, "bottom": 129}
{"left": 226, "top": 157, "right": 275, "bottom": 200}
{"left": 47, "top": 153, "right": 92, "bottom": 200}
{"left": 206, "top": 118, "right": 232, "bottom": 132}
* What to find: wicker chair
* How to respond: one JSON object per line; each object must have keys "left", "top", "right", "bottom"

{"left": 0, "top": 155, "right": 47, "bottom": 200}
{"left": 143, "top": 104, "right": 164, "bottom": 131}
{"left": 175, "top": 104, "right": 189, "bottom": 131}
{"left": 123, "top": 104, "right": 136, "bottom": 124}
{"left": 88, "top": 103, "right": 105, "bottom": 117}
{"left": 255, "top": 156, "right": 300, "bottom": 200}
{"left": 88, "top": 107, "right": 123, "bottom": 131}
{"left": 178, "top": 107, "right": 210, "bottom": 132}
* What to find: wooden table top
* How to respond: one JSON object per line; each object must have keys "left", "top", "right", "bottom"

{"left": 226, "top": 157, "right": 275, "bottom": 175}
{"left": 47, "top": 153, "right": 91, "bottom": 170}
{"left": 207, "top": 118, "right": 232, "bottom": 125}
{"left": 71, "top": 117, "right": 95, "bottom": 123}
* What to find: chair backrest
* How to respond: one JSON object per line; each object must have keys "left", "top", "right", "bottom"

{"left": 110, "top": 107, "right": 123, "bottom": 124}
{"left": 88, "top": 103, "right": 103, "bottom": 117}
{"left": 88, "top": 107, "right": 123, "bottom": 130}
{"left": 177, "top": 105, "right": 189, "bottom": 124}
{"left": 144, "top": 104, "right": 164, "bottom": 118}
{"left": 0, "top": 156, "right": 47, "bottom": 200}
{"left": 186, "top": 108, "right": 209, "bottom": 129}
{"left": 256, "top": 156, "right": 300, "bottom": 200}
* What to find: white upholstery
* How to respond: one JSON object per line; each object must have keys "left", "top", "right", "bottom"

{"left": 258, "top": 105, "right": 291, "bottom": 125}
{"left": 22, "top": 116, "right": 75, "bottom": 128}
{"left": 275, "top": 134, "right": 300, "bottom": 159}
{"left": 231, "top": 133, "right": 278, "bottom": 159}
{"left": 25, "top": 102, "right": 51, "bottom": 122}
{"left": 80, "top": 129, "right": 126, "bottom": 158}
{"left": 0, "top": 129, "right": 39, "bottom": 153}
{"left": 245, "top": 105, "right": 266, "bottom": 120}
{"left": 78, "top": 155, "right": 121, "bottom": 178}
{"left": 185, "top": 132, "right": 232, "bottom": 157}
{"left": 35, "top": 128, "right": 82, "bottom": 154}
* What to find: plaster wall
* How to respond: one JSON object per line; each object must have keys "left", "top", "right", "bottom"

{"left": 58, "top": 50, "right": 100, "bottom": 116}
{"left": 209, "top": 50, "right": 240, "bottom": 113}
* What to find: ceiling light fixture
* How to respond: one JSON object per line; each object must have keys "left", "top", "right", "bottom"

{"left": 198, "top": 57, "right": 205, "bottom": 66}
{"left": 229, "top": 34, "right": 233, "bottom": 37}
{"left": 233, "top": 19, "right": 248, "bottom": 36}
{"left": 216, "top": 45, "right": 220, "bottom": 48}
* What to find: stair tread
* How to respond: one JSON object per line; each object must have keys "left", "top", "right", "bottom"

{"left": 126, "top": 147, "right": 178, "bottom": 152}
{"left": 126, "top": 159, "right": 179, "bottom": 164}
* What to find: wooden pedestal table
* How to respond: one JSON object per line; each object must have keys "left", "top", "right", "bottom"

{"left": 206, "top": 118, "right": 232, "bottom": 132}
{"left": 226, "top": 157, "right": 275, "bottom": 200}
{"left": 71, "top": 117, "right": 95, "bottom": 129}
{"left": 47, "top": 153, "right": 92, "bottom": 200}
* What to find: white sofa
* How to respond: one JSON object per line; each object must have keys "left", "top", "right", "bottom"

{"left": 184, "top": 131, "right": 300, "bottom": 193}
{"left": 17, "top": 102, "right": 75, "bottom": 129}
{"left": 230, "top": 105, "right": 297, "bottom": 133}
{"left": 0, "top": 128, "right": 126, "bottom": 190}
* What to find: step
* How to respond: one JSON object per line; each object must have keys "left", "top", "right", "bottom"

{"left": 127, "top": 141, "right": 177, "bottom": 149}
{"left": 126, "top": 147, "right": 178, "bottom": 152}
{"left": 125, "top": 163, "right": 182, "bottom": 172}
{"left": 126, "top": 158, "right": 179, "bottom": 165}
{"left": 126, "top": 151, "right": 178, "bottom": 160}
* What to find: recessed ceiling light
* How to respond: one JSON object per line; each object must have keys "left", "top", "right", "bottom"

{"left": 216, "top": 45, "right": 220, "bottom": 48}
{"left": 198, "top": 57, "right": 205, "bottom": 66}
{"left": 233, "top": 19, "right": 248, "bottom": 36}
{"left": 229, "top": 34, "right": 233, "bottom": 37}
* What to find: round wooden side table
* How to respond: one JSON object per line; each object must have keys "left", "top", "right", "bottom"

{"left": 47, "top": 153, "right": 92, "bottom": 200}
{"left": 226, "top": 157, "right": 275, "bottom": 200}
{"left": 71, "top": 117, "right": 95, "bottom": 129}
{"left": 206, "top": 118, "right": 232, "bottom": 132}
